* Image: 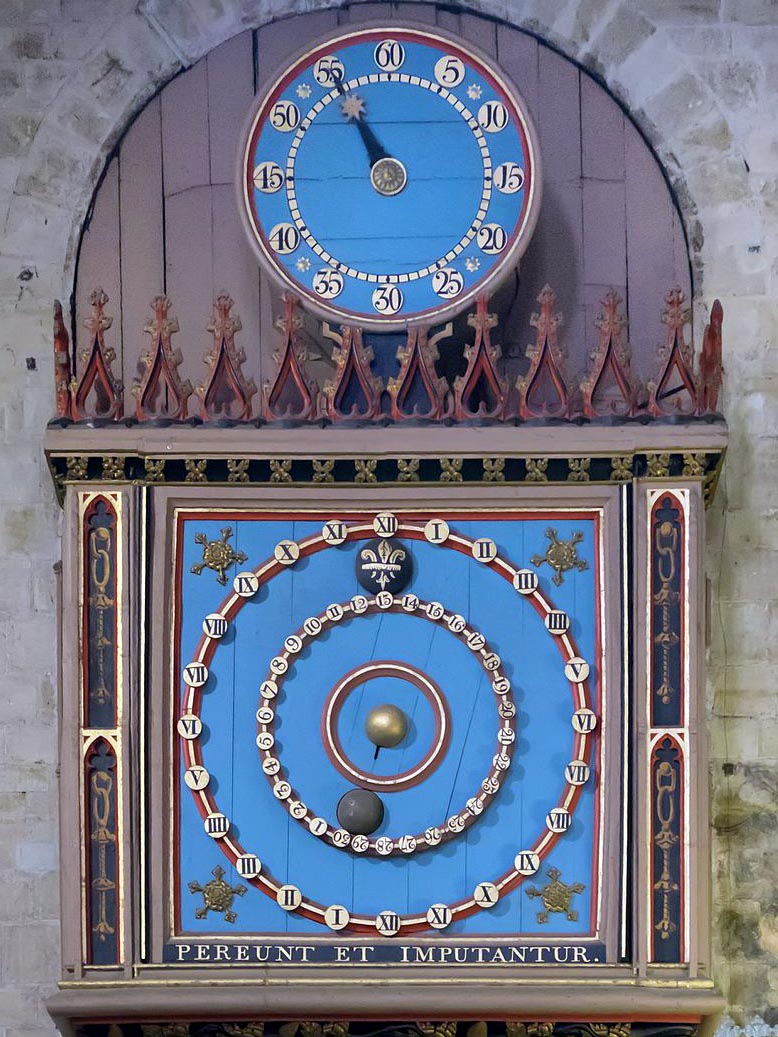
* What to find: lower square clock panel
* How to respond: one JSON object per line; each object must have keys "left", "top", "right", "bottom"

{"left": 169, "top": 509, "right": 612, "bottom": 961}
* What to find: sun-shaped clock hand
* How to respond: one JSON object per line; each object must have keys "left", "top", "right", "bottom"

{"left": 332, "top": 68, "right": 407, "bottom": 197}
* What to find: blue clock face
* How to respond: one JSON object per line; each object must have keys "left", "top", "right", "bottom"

{"left": 239, "top": 27, "right": 541, "bottom": 329}
{"left": 173, "top": 510, "right": 606, "bottom": 957}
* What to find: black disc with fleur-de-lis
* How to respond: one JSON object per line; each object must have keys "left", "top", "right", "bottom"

{"left": 355, "top": 537, "right": 413, "bottom": 594}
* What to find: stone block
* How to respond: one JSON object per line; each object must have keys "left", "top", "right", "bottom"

{"left": 15, "top": 841, "right": 57, "bottom": 877}
{"left": 587, "top": 6, "right": 656, "bottom": 68}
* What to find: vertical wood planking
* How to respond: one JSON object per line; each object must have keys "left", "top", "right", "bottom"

{"left": 76, "top": 156, "right": 122, "bottom": 388}
{"left": 581, "top": 73, "right": 625, "bottom": 181}
{"left": 394, "top": 3, "right": 437, "bottom": 24}
{"left": 496, "top": 25, "right": 539, "bottom": 116}
{"left": 625, "top": 120, "right": 677, "bottom": 380}
{"left": 165, "top": 187, "right": 214, "bottom": 401}
{"left": 207, "top": 32, "right": 255, "bottom": 186}
{"left": 119, "top": 96, "right": 164, "bottom": 394}
{"left": 207, "top": 31, "right": 260, "bottom": 389}
{"left": 460, "top": 11, "right": 497, "bottom": 57}
{"left": 254, "top": 12, "right": 339, "bottom": 378}
{"left": 161, "top": 59, "right": 210, "bottom": 197}
{"left": 435, "top": 8, "right": 460, "bottom": 35}
{"left": 343, "top": 3, "right": 390, "bottom": 23}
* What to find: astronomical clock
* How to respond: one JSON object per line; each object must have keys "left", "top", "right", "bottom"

{"left": 43, "top": 12, "right": 727, "bottom": 1037}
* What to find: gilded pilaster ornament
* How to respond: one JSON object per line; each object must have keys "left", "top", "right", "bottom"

{"left": 417, "top": 1024, "right": 457, "bottom": 1037}
{"left": 440, "top": 457, "right": 463, "bottom": 482}
{"left": 647, "top": 453, "right": 671, "bottom": 478}
{"left": 144, "top": 457, "right": 165, "bottom": 482}
{"left": 185, "top": 458, "right": 207, "bottom": 483}
{"left": 227, "top": 458, "right": 250, "bottom": 483}
{"left": 355, "top": 458, "right": 378, "bottom": 483}
{"left": 312, "top": 459, "right": 335, "bottom": 483}
{"left": 567, "top": 457, "right": 591, "bottom": 482}
{"left": 66, "top": 455, "right": 88, "bottom": 480}
{"left": 270, "top": 459, "right": 293, "bottom": 483}
{"left": 682, "top": 452, "right": 706, "bottom": 477}
{"left": 483, "top": 457, "right": 505, "bottom": 482}
{"left": 141, "top": 1025, "right": 189, "bottom": 1037}
{"left": 526, "top": 457, "right": 548, "bottom": 482}
{"left": 101, "top": 456, "right": 125, "bottom": 480}
{"left": 397, "top": 458, "right": 420, "bottom": 481}
{"left": 610, "top": 455, "right": 632, "bottom": 481}
{"left": 222, "top": 1026, "right": 265, "bottom": 1037}
{"left": 322, "top": 1024, "right": 349, "bottom": 1037}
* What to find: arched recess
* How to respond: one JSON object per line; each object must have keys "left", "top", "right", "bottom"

{"left": 73, "top": 3, "right": 691, "bottom": 414}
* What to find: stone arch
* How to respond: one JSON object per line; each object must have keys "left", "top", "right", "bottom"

{"left": 10, "top": 0, "right": 734, "bottom": 304}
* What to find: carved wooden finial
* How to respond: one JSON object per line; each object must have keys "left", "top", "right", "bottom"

{"left": 71, "top": 288, "right": 124, "bottom": 421}
{"left": 195, "top": 293, "right": 257, "bottom": 422}
{"left": 516, "top": 285, "right": 572, "bottom": 420}
{"left": 262, "top": 294, "right": 319, "bottom": 421}
{"left": 321, "top": 322, "right": 383, "bottom": 421}
{"left": 388, "top": 323, "right": 452, "bottom": 421}
{"left": 452, "top": 295, "right": 509, "bottom": 421}
{"left": 580, "top": 291, "right": 639, "bottom": 419}
{"left": 647, "top": 287, "right": 697, "bottom": 417}
{"left": 52, "top": 300, "right": 73, "bottom": 420}
{"left": 132, "top": 295, "right": 192, "bottom": 421}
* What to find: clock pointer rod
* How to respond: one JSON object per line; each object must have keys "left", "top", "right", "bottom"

{"left": 331, "top": 68, "right": 391, "bottom": 168}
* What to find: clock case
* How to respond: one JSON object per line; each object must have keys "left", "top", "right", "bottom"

{"left": 47, "top": 465, "right": 722, "bottom": 1029}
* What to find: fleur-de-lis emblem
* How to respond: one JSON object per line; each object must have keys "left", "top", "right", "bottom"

{"left": 356, "top": 537, "right": 412, "bottom": 593}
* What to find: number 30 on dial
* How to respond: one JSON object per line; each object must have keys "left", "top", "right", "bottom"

{"left": 239, "top": 25, "right": 542, "bottom": 329}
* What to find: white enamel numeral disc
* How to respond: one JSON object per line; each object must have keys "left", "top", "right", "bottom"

{"left": 545, "top": 610, "right": 570, "bottom": 634}
{"left": 325, "top": 904, "right": 351, "bottom": 930}
{"left": 566, "top": 760, "right": 591, "bottom": 785}
{"left": 303, "top": 616, "right": 322, "bottom": 636}
{"left": 402, "top": 594, "right": 419, "bottom": 612}
{"left": 204, "top": 812, "right": 229, "bottom": 838}
{"left": 432, "top": 267, "right": 464, "bottom": 299}
{"left": 260, "top": 679, "right": 278, "bottom": 700}
{"left": 546, "top": 807, "right": 572, "bottom": 833}
{"left": 253, "top": 161, "right": 284, "bottom": 193}
{"left": 233, "top": 571, "right": 259, "bottom": 597}
{"left": 202, "top": 613, "right": 228, "bottom": 638}
{"left": 478, "top": 100, "right": 509, "bottom": 132}
{"left": 351, "top": 834, "right": 369, "bottom": 853}
{"left": 269, "top": 222, "right": 300, "bottom": 255}
{"left": 473, "top": 881, "right": 499, "bottom": 908}
{"left": 262, "top": 756, "right": 280, "bottom": 776}
{"left": 374, "top": 40, "right": 405, "bottom": 71}
{"left": 313, "top": 268, "right": 344, "bottom": 299}
{"left": 270, "top": 100, "right": 300, "bottom": 131}
{"left": 424, "top": 518, "right": 449, "bottom": 544}
{"left": 427, "top": 903, "right": 453, "bottom": 929}
{"left": 494, "top": 161, "right": 524, "bottom": 193}
{"left": 256, "top": 731, "right": 275, "bottom": 750}
{"left": 274, "top": 539, "right": 300, "bottom": 564}
{"left": 351, "top": 594, "right": 369, "bottom": 614}
{"left": 309, "top": 816, "right": 328, "bottom": 836}
{"left": 256, "top": 705, "right": 274, "bottom": 723}
{"left": 447, "top": 613, "right": 466, "bottom": 633}
{"left": 183, "top": 662, "right": 208, "bottom": 687}
{"left": 373, "top": 512, "right": 398, "bottom": 537}
{"left": 375, "top": 909, "right": 401, "bottom": 935}
{"left": 177, "top": 714, "right": 202, "bottom": 739}
{"left": 313, "top": 55, "right": 345, "bottom": 87}
{"left": 513, "top": 568, "right": 538, "bottom": 594}
{"left": 434, "top": 55, "right": 465, "bottom": 87}
{"left": 284, "top": 635, "right": 303, "bottom": 653}
{"left": 565, "top": 657, "right": 590, "bottom": 682}
{"left": 426, "top": 601, "right": 444, "bottom": 620}
{"left": 572, "top": 708, "right": 597, "bottom": 733}
{"left": 424, "top": 826, "right": 442, "bottom": 845}
{"left": 236, "top": 853, "right": 261, "bottom": 878}
{"left": 377, "top": 591, "right": 394, "bottom": 609}
{"left": 273, "top": 781, "right": 292, "bottom": 800}
{"left": 372, "top": 284, "right": 403, "bottom": 314}
{"left": 184, "top": 766, "right": 209, "bottom": 790}
{"left": 477, "top": 223, "right": 507, "bottom": 254}
{"left": 472, "top": 537, "right": 498, "bottom": 562}
{"left": 514, "top": 850, "right": 540, "bottom": 875}
{"left": 322, "top": 520, "right": 349, "bottom": 545}
{"left": 277, "top": 884, "right": 302, "bottom": 910}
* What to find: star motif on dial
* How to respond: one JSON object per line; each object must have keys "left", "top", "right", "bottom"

{"left": 341, "top": 94, "right": 367, "bottom": 121}
{"left": 296, "top": 257, "right": 311, "bottom": 272}
{"left": 467, "top": 83, "right": 483, "bottom": 100}
{"left": 296, "top": 82, "right": 312, "bottom": 99}
{"left": 466, "top": 257, "right": 481, "bottom": 272}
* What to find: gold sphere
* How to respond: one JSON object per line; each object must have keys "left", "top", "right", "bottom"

{"left": 365, "top": 704, "right": 408, "bottom": 748}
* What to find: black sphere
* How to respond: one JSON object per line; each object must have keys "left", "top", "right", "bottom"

{"left": 336, "top": 788, "right": 385, "bottom": 836}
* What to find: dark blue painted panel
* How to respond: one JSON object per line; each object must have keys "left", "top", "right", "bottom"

{"left": 177, "top": 513, "right": 600, "bottom": 940}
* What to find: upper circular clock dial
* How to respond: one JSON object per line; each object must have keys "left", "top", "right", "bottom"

{"left": 239, "top": 26, "right": 542, "bottom": 329}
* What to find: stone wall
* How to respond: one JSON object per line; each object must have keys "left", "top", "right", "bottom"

{"left": 0, "top": 0, "right": 776, "bottom": 1034}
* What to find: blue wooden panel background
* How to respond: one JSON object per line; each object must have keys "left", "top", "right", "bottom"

{"left": 176, "top": 512, "right": 600, "bottom": 937}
